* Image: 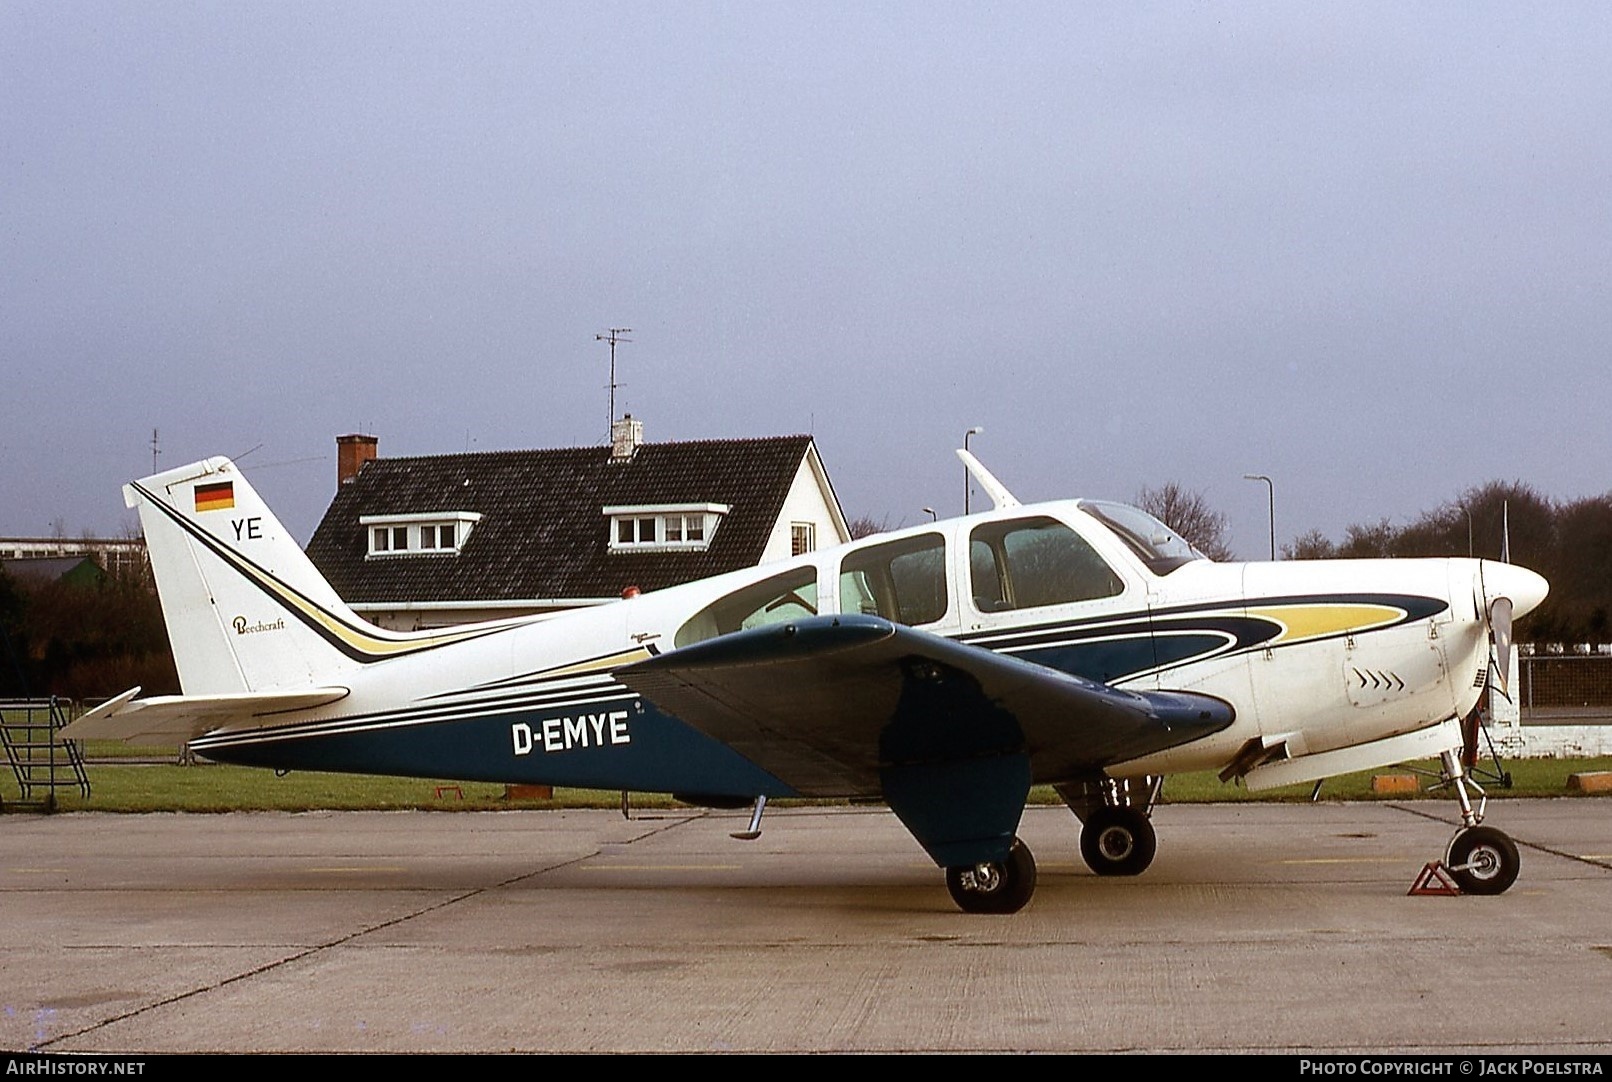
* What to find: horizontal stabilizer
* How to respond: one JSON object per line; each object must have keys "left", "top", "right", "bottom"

{"left": 619, "top": 615, "right": 1233, "bottom": 796}
{"left": 59, "top": 685, "right": 351, "bottom": 746}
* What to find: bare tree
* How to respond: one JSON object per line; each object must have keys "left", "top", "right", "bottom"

{"left": 1134, "top": 483, "right": 1234, "bottom": 561}
{"left": 846, "top": 514, "right": 889, "bottom": 540}
{"left": 1282, "top": 528, "right": 1337, "bottom": 560}
{"left": 1337, "top": 518, "right": 1395, "bottom": 559}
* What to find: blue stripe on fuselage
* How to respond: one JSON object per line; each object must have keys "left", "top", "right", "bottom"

{"left": 1016, "top": 632, "right": 1234, "bottom": 684}
{"left": 196, "top": 699, "right": 799, "bottom": 797}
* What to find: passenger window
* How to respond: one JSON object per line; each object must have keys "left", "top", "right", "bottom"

{"left": 969, "top": 539, "right": 1008, "bottom": 612}
{"left": 674, "top": 567, "right": 819, "bottom": 648}
{"left": 838, "top": 533, "right": 948, "bottom": 626}
{"left": 969, "top": 517, "right": 1122, "bottom": 611}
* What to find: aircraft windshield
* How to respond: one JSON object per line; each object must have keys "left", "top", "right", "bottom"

{"left": 1079, "top": 501, "right": 1205, "bottom": 574}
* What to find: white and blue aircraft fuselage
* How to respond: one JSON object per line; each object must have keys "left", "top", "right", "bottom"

{"left": 65, "top": 452, "right": 1548, "bottom": 912}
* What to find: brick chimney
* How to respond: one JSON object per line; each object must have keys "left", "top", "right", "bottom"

{"left": 610, "top": 414, "right": 644, "bottom": 462}
{"left": 337, "top": 434, "right": 378, "bottom": 486}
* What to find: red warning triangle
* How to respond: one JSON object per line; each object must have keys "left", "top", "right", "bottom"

{"left": 1408, "top": 862, "right": 1462, "bottom": 896}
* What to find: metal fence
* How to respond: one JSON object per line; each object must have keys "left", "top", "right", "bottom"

{"left": 1518, "top": 652, "right": 1612, "bottom": 723}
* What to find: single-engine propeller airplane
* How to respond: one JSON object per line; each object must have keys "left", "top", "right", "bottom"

{"left": 64, "top": 451, "right": 1547, "bottom": 912}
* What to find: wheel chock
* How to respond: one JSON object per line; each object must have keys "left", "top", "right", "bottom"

{"left": 1408, "top": 861, "right": 1461, "bottom": 896}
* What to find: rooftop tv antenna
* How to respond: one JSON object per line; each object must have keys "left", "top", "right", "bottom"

{"left": 150, "top": 428, "right": 160, "bottom": 474}
{"left": 596, "top": 327, "right": 633, "bottom": 439}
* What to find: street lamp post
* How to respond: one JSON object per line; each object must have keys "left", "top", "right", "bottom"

{"left": 1244, "top": 474, "right": 1275, "bottom": 561}
{"left": 963, "top": 426, "right": 983, "bottom": 514}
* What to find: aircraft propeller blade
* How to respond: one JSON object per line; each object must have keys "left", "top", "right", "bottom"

{"left": 1464, "top": 565, "right": 1514, "bottom": 768}
{"left": 1475, "top": 560, "right": 1523, "bottom": 700}
{"left": 1489, "top": 595, "right": 1514, "bottom": 699}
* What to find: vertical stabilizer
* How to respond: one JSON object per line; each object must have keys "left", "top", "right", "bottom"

{"left": 129, "top": 457, "right": 367, "bottom": 694}
{"left": 955, "top": 450, "right": 1022, "bottom": 511}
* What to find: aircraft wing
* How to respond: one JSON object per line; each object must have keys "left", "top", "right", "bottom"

{"left": 618, "top": 614, "right": 1233, "bottom": 797}
{"left": 58, "top": 685, "right": 351, "bottom": 746}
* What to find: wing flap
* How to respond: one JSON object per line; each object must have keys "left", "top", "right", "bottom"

{"left": 58, "top": 685, "right": 351, "bottom": 746}
{"left": 619, "top": 615, "right": 1233, "bottom": 797}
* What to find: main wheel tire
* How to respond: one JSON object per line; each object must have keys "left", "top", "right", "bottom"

{"left": 1080, "top": 805, "right": 1157, "bottom": 877}
{"left": 1446, "top": 825, "right": 1520, "bottom": 895}
{"left": 945, "top": 837, "right": 1037, "bottom": 914}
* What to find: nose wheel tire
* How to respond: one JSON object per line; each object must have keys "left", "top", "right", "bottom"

{"left": 1446, "top": 825, "right": 1520, "bottom": 895}
{"left": 945, "top": 837, "right": 1036, "bottom": 914}
{"left": 1080, "top": 805, "right": 1157, "bottom": 876}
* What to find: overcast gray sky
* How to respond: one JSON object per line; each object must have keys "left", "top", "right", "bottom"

{"left": 4, "top": 2, "right": 1609, "bottom": 560}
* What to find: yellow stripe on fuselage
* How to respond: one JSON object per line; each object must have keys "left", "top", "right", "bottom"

{"left": 1246, "top": 603, "right": 1405, "bottom": 646}
{"left": 534, "top": 647, "right": 655, "bottom": 680}
{"left": 226, "top": 556, "right": 485, "bottom": 656}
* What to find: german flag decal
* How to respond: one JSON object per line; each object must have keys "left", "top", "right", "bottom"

{"left": 194, "top": 481, "right": 235, "bottom": 512}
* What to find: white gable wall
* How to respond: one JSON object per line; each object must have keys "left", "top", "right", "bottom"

{"left": 759, "top": 449, "right": 850, "bottom": 564}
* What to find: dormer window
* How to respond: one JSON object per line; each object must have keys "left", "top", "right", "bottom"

{"left": 605, "top": 503, "right": 729, "bottom": 553}
{"left": 363, "top": 512, "right": 482, "bottom": 558}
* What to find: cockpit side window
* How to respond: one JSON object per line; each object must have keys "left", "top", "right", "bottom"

{"left": 838, "top": 532, "right": 948, "bottom": 626}
{"left": 674, "top": 566, "right": 819, "bottom": 648}
{"left": 969, "top": 516, "right": 1123, "bottom": 612}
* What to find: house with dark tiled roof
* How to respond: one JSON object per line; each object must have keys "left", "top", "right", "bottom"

{"left": 305, "top": 418, "right": 849, "bottom": 630}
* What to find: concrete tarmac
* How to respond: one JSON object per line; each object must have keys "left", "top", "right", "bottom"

{"left": 2, "top": 799, "right": 1610, "bottom": 1054}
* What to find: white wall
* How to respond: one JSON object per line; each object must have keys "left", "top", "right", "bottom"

{"left": 759, "top": 450, "right": 849, "bottom": 564}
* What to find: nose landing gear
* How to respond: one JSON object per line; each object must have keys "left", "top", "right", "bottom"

{"left": 1445, "top": 824, "right": 1520, "bottom": 895}
{"left": 1419, "top": 747, "right": 1521, "bottom": 896}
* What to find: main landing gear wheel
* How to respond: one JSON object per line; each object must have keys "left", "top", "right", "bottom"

{"left": 1080, "top": 805, "right": 1157, "bottom": 877}
{"left": 945, "top": 837, "right": 1036, "bottom": 914}
{"left": 1446, "top": 825, "right": 1520, "bottom": 896}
